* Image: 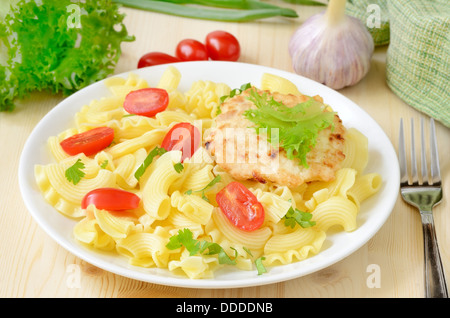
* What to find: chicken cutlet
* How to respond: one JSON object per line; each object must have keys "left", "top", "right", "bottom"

{"left": 204, "top": 88, "right": 346, "bottom": 188}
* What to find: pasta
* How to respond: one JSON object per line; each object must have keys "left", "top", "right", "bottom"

{"left": 34, "top": 67, "right": 382, "bottom": 279}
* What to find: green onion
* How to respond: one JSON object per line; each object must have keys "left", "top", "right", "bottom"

{"left": 112, "top": 0, "right": 298, "bottom": 22}
{"left": 282, "top": 0, "right": 326, "bottom": 6}
{"left": 160, "top": 0, "right": 298, "bottom": 15}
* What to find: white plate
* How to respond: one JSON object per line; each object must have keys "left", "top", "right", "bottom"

{"left": 18, "top": 61, "right": 399, "bottom": 289}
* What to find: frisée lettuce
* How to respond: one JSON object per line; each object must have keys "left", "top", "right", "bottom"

{"left": 0, "top": 0, "right": 134, "bottom": 111}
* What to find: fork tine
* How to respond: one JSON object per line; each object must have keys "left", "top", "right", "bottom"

{"left": 410, "top": 118, "right": 418, "bottom": 184}
{"left": 420, "top": 117, "right": 428, "bottom": 185}
{"left": 429, "top": 118, "right": 441, "bottom": 185}
{"left": 399, "top": 118, "right": 408, "bottom": 184}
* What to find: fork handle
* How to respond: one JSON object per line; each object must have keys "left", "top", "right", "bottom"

{"left": 420, "top": 212, "right": 448, "bottom": 298}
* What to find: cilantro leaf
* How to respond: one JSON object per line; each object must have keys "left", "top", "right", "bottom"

{"left": 65, "top": 159, "right": 85, "bottom": 185}
{"left": 173, "top": 162, "right": 184, "bottom": 173}
{"left": 244, "top": 88, "right": 335, "bottom": 167}
{"left": 283, "top": 207, "right": 316, "bottom": 228}
{"left": 166, "top": 228, "right": 236, "bottom": 265}
{"left": 166, "top": 229, "right": 271, "bottom": 274}
{"left": 165, "top": 229, "right": 200, "bottom": 255}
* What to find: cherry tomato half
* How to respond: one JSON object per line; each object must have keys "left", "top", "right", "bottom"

{"left": 123, "top": 88, "right": 169, "bottom": 117}
{"left": 175, "top": 39, "right": 209, "bottom": 61}
{"left": 161, "top": 122, "right": 201, "bottom": 162}
{"left": 205, "top": 31, "right": 240, "bottom": 61}
{"left": 81, "top": 188, "right": 140, "bottom": 211}
{"left": 216, "top": 182, "right": 265, "bottom": 231}
{"left": 60, "top": 127, "right": 114, "bottom": 156}
{"left": 137, "top": 52, "right": 181, "bottom": 68}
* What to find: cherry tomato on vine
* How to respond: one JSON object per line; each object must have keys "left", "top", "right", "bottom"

{"left": 123, "top": 88, "right": 169, "bottom": 117}
{"left": 176, "top": 39, "right": 209, "bottom": 61}
{"left": 216, "top": 181, "right": 265, "bottom": 231}
{"left": 60, "top": 127, "right": 114, "bottom": 156}
{"left": 205, "top": 31, "right": 240, "bottom": 61}
{"left": 81, "top": 188, "right": 140, "bottom": 211}
{"left": 161, "top": 122, "right": 201, "bottom": 162}
{"left": 137, "top": 52, "right": 181, "bottom": 68}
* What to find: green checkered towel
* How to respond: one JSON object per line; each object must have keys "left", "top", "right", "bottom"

{"left": 346, "top": 0, "right": 449, "bottom": 128}
{"left": 386, "top": 0, "right": 449, "bottom": 128}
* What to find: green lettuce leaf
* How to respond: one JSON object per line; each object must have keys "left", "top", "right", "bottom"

{"left": 0, "top": 0, "right": 134, "bottom": 111}
{"left": 244, "top": 88, "right": 335, "bottom": 167}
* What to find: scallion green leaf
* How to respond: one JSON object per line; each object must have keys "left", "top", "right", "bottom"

{"left": 112, "top": 0, "right": 298, "bottom": 22}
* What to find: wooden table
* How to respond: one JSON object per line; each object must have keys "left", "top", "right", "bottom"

{"left": 1, "top": 3, "right": 449, "bottom": 298}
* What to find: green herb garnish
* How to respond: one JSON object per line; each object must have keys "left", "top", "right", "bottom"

{"left": 134, "top": 146, "right": 167, "bottom": 180}
{"left": 174, "top": 162, "right": 184, "bottom": 173}
{"left": 255, "top": 256, "right": 267, "bottom": 275}
{"left": 185, "top": 175, "right": 221, "bottom": 202}
{"left": 100, "top": 160, "right": 109, "bottom": 169}
{"left": 244, "top": 88, "right": 335, "bottom": 167}
{"left": 167, "top": 229, "right": 270, "bottom": 274}
{"left": 166, "top": 228, "right": 236, "bottom": 265}
{"left": 216, "top": 83, "right": 252, "bottom": 116}
{"left": 65, "top": 159, "right": 85, "bottom": 185}
{"left": 220, "top": 82, "right": 252, "bottom": 104}
{"left": 283, "top": 207, "right": 316, "bottom": 229}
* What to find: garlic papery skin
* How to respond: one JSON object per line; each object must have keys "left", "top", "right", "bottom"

{"left": 289, "top": 0, "right": 374, "bottom": 90}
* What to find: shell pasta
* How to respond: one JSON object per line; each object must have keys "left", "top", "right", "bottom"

{"left": 34, "top": 66, "right": 382, "bottom": 279}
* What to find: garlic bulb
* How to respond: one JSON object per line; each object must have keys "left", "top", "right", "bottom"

{"left": 289, "top": 0, "right": 374, "bottom": 90}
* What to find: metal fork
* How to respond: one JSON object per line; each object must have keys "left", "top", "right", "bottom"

{"left": 399, "top": 117, "right": 448, "bottom": 298}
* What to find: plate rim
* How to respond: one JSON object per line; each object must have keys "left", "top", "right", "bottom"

{"left": 18, "top": 61, "right": 399, "bottom": 289}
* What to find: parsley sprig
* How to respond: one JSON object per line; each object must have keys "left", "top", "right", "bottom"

{"left": 283, "top": 207, "right": 316, "bottom": 229}
{"left": 166, "top": 228, "right": 268, "bottom": 274}
{"left": 166, "top": 228, "right": 236, "bottom": 265}
{"left": 65, "top": 159, "right": 85, "bottom": 185}
{"left": 173, "top": 162, "right": 184, "bottom": 173}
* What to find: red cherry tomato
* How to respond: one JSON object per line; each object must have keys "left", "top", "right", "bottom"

{"left": 123, "top": 88, "right": 169, "bottom": 117}
{"left": 60, "top": 127, "right": 114, "bottom": 156}
{"left": 216, "top": 182, "right": 265, "bottom": 231}
{"left": 205, "top": 31, "right": 240, "bottom": 61}
{"left": 137, "top": 52, "right": 181, "bottom": 68}
{"left": 81, "top": 188, "right": 140, "bottom": 211}
{"left": 161, "top": 122, "right": 201, "bottom": 162}
{"left": 175, "top": 39, "right": 209, "bottom": 61}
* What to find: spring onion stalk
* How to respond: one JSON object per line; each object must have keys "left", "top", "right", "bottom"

{"left": 160, "top": 0, "right": 298, "bottom": 14}
{"left": 281, "top": 0, "right": 326, "bottom": 6}
{"left": 112, "top": 0, "right": 298, "bottom": 22}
